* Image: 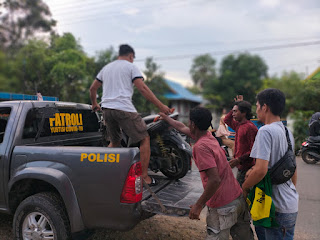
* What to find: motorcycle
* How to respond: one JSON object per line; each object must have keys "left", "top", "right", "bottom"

{"left": 102, "top": 111, "right": 192, "bottom": 179}
{"left": 301, "top": 136, "right": 320, "bottom": 164}
{"left": 301, "top": 113, "right": 320, "bottom": 164}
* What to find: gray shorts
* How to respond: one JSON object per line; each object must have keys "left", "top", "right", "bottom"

{"left": 102, "top": 108, "right": 148, "bottom": 144}
{"left": 206, "top": 195, "right": 253, "bottom": 240}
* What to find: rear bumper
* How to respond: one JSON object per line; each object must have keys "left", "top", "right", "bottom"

{"left": 82, "top": 202, "right": 142, "bottom": 231}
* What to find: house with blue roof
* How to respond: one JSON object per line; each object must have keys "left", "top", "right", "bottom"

{"left": 164, "top": 79, "right": 203, "bottom": 123}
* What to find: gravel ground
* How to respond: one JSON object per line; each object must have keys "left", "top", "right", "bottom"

{"left": 0, "top": 211, "right": 207, "bottom": 240}
{"left": 87, "top": 214, "right": 207, "bottom": 240}
{"left": 1, "top": 210, "right": 317, "bottom": 240}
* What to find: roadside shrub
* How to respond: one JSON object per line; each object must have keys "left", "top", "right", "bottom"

{"left": 292, "top": 110, "right": 313, "bottom": 154}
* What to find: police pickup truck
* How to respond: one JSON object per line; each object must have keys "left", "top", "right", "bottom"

{"left": 0, "top": 100, "right": 202, "bottom": 239}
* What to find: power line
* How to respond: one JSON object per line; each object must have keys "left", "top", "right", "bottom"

{"left": 134, "top": 40, "right": 320, "bottom": 62}
{"left": 83, "top": 36, "right": 320, "bottom": 50}
{"left": 272, "top": 57, "right": 320, "bottom": 70}
{"left": 46, "top": 0, "right": 123, "bottom": 11}
{"left": 56, "top": 0, "right": 190, "bottom": 26}
{"left": 48, "top": 0, "right": 187, "bottom": 19}
{"left": 57, "top": 1, "right": 187, "bottom": 24}
{"left": 50, "top": 0, "right": 138, "bottom": 16}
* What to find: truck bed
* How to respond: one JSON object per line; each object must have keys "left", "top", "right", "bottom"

{"left": 142, "top": 171, "right": 203, "bottom": 217}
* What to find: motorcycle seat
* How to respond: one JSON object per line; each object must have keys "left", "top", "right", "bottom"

{"left": 308, "top": 135, "right": 320, "bottom": 143}
{"left": 143, "top": 115, "right": 159, "bottom": 124}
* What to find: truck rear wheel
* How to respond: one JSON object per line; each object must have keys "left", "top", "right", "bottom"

{"left": 13, "top": 192, "right": 71, "bottom": 240}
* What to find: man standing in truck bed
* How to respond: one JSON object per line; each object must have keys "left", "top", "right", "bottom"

{"left": 90, "top": 44, "right": 170, "bottom": 186}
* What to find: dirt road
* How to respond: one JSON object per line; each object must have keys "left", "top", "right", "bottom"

{"left": 0, "top": 211, "right": 316, "bottom": 240}
{"left": 0, "top": 211, "right": 207, "bottom": 240}
{"left": 0, "top": 205, "right": 317, "bottom": 240}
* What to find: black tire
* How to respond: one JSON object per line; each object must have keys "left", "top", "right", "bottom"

{"left": 13, "top": 192, "right": 71, "bottom": 240}
{"left": 301, "top": 150, "right": 318, "bottom": 164}
{"left": 160, "top": 143, "right": 190, "bottom": 179}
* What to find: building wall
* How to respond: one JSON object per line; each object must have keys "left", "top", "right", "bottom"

{"left": 169, "top": 100, "right": 201, "bottom": 124}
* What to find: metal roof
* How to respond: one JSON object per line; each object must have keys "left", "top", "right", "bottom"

{"left": 306, "top": 66, "right": 320, "bottom": 81}
{"left": 164, "top": 79, "right": 202, "bottom": 103}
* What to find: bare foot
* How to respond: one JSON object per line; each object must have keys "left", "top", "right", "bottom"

{"left": 143, "top": 176, "right": 152, "bottom": 185}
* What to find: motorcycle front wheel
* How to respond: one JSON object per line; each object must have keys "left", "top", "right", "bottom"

{"left": 160, "top": 143, "right": 190, "bottom": 179}
{"left": 301, "top": 150, "right": 318, "bottom": 164}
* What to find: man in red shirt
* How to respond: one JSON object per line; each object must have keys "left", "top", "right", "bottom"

{"left": 224, "top": 95, "right": 258, "bottom": 186}
{"left": 160, "top": 107, "right": 253, "bottom": 240}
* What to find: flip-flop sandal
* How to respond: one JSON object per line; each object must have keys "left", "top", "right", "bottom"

{"left": 148, "top": 177, "right": 158, "bottom": 187}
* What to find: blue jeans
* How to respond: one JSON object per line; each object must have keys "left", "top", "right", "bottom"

{"left": 255, "top": 212, "right": 298, "bottom": 240}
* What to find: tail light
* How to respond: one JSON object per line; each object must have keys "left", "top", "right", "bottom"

{"left": 120, "top": 162, "right": 142, "bottom": 203}
{"left": 302, "top": 142, "right": 308, "bottom": 146}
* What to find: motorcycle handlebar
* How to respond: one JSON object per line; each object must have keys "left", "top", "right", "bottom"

{"left": 153, "top": 108, "right": 175, "bottom": 122}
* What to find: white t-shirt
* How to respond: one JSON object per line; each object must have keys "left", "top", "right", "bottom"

{"left": 250, "top": 121, "right": 299, "bottom": 213}
{"left": 96, "top": 60, "right": 143, "bottom": 112}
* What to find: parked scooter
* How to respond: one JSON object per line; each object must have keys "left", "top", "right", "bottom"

{"left": 101, "top": 111, "right": 192, "bottom": 179}
{"left": 301, "top": 137, "right": 320, "bottom": 164}
{"left": 301, "top": 113, "right": 320, "bottom": 164}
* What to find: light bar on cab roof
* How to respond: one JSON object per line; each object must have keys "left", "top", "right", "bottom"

{"left": 55, "top": 102, "right": 77, "bottom": 108}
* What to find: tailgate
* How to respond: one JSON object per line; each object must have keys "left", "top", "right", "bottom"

{"left": 142, "top": 171, "right": 203, "bottom": 217}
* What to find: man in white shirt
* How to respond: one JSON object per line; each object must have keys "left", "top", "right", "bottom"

{"left": 90, "top": 44, "right": 170, "bottom": 185}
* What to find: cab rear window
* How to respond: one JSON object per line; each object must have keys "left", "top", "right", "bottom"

{"left": 22, "top": 108, "right": 100, "bottom": 139}
{"left": 0, "top": 107, "right": 11, "bottom": 143}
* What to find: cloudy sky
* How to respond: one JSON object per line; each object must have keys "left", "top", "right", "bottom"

{"left": 44, "top": 0, "right": 320, "bottom": 86}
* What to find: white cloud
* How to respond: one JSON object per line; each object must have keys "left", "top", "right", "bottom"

{"left": 259, "top": 0, "right": 280, "bottom": 8}
{"left": 44, "top": 0, "right": 320, "bottom": 83}
{"left": 123, "top": 8, "right": 140, "bottom": 16}
{"left": 166, "top": 71, "right": 193, "bottom": 87}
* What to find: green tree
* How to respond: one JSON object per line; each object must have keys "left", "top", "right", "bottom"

{"left": 205, "top": 53, "right": 268, "bottom": 109}
{"left": 187, "top": 85, "right": 202, "bottom": 95}
{"left": 12, "top": 33, "right": 94, "bottom": 102}
{"left": 94, "top": 47, "right": 117, "bottom": 74}
{"left": 260, "top": 70, "right": 320, "bottom": 150}
{"left": 13, "top": 39, "right": 50, "bottom": 93}
{"left": 48, "top": 49, "right": 94, "bottom": 102}
{"left": 304, "top": 74, "right": 320, "bottom": 111}
{"left": 0, "top": 0, "right": 56, "bottom": 52}
{"left": 50, "top": 32, "right": 83, "bottom": 52}
{"left": 132, "top": 57, "right": 169, "bottom": 115}
{"left": 48, "top": 33, "right": 94, "bottom": 102}
{"left": 0, "top": 49, "right": 19, "bottom": 91}
{"left": 261, "top": 71, "right": 305, "bottom": 114}
{"left": 189, "top": 54, "right": 216, "bottom": 89}
{"left": 291, "top": 110, "right": 313, "bottom": 153}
